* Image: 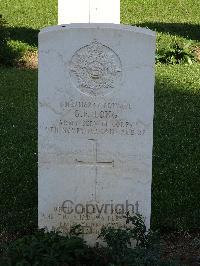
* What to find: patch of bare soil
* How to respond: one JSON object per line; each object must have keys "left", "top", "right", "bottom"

{"left": 162, "top": 232, "right": 200, "bottom": 265}
{"left": 18, "top": 51, "right": 38, "bottom": 69}
{"left": 194, "top": 46, "right": 200, "bottom": 62}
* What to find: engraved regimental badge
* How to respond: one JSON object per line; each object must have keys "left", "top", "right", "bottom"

{"left": 69, "top": 40, "right": 122, "bottom": 96}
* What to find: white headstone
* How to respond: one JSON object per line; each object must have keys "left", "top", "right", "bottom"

{"left": 58, "top": 0, "right": 120, "bottom": 24}
{"left": 38, "top": 24, "right": 156, "bottom": 244}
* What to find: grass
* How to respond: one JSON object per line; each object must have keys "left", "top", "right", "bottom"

{"left": 153, "top": 64, "right": 200, "bottom": 231}
{"left": 122, "top": 0, "right": 200, "bottom": 50}
{"left": 0, "top": 68, "right": 37, "bottom": 233}
{"left": 0, "top": 0, "right": 57, "bottom": 64}
{"left": 0, "top": 0, "right": 199, "bottom": 233}
{"left": 0, "top": 0, "right": 57, "bottom": 29}
{"left": 0, "top": 0, "right": 199, "bottom": 56}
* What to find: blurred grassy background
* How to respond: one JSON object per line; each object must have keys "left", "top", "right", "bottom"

{"left": 0, "top": 0, "right": 199, "bottom": 233}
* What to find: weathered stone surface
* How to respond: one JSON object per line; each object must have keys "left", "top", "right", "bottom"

{"left": 58, "top": 0, "right": 120, "bottom": 24}
{"left": 38, "top": 24, "right": 156, "bottom": 243}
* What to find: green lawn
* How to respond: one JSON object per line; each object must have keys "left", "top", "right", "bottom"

{"left": 0, "top": 0, "right": 200, "bottom": 233}
{"left": 153, "top": 64, "right": 200, "bottom": 231}
{"left": 0, "top": 68, "right": 38, "bottom": 233}
{"left": 0, "top": 0, "right": 199, "bottom": 52}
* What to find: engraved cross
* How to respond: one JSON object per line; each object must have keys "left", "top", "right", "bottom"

{"left": 75, "top": 139, "right": 114, "bottom": 201}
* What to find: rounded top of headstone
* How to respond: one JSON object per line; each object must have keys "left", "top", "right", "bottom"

{"left": 39, "top": 24, "right": 156, "bottom": 38}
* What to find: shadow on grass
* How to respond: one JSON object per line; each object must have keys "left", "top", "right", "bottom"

{"left": 136, "top": 22, "right": 200, "bottom": 42}
{"left": 0, "top": 67, "right": 38, "bottom": 234}
{"left": 0, "top": 67, "right": 199, "bottom": 234}
{"left": 0, "top": 26, "right": 39, "bottom": 66}
{"left": 152, "top": 72, "right": 200, "bottom": 232}
{"left": 8, "top": 26, "right": 39, "bottom": 47}
{"left": 3, "top": 23, "right": 200, "bottom": 49}
{"left": 1, "top": 15, "right": 38, "bottom": 65}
